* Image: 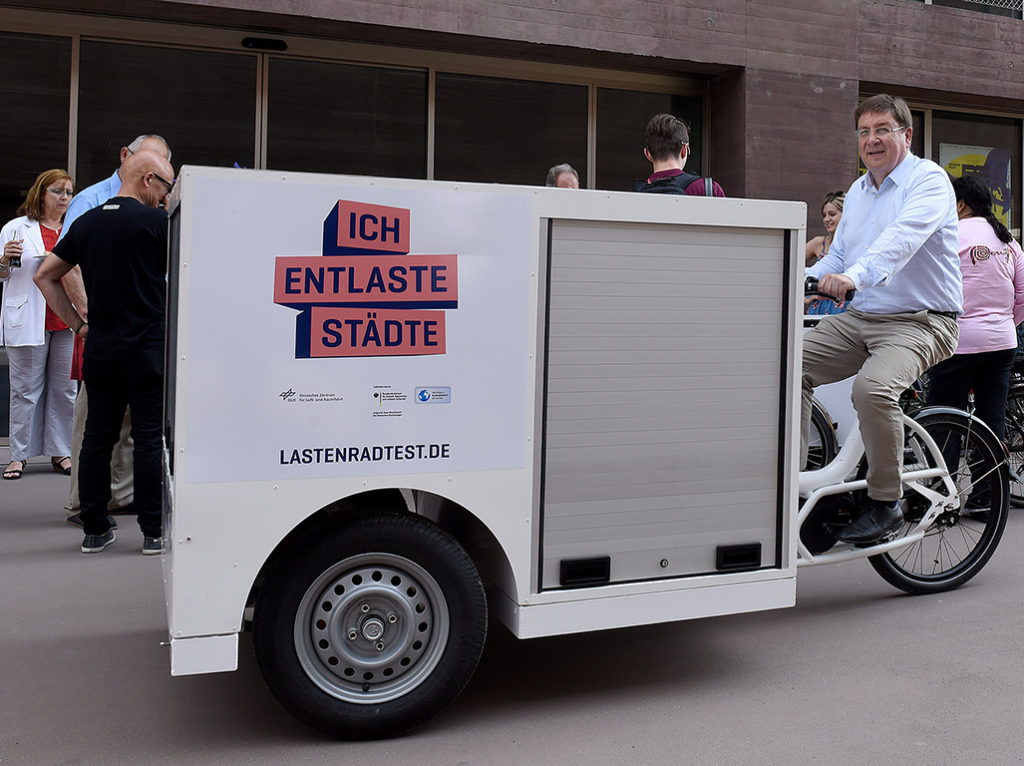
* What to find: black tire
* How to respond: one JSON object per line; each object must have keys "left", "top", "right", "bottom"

{"left": 869, "top": 410, "right": 1009, "bottom": 594}
{"left": 807, "top": 397, "right": 838, "bottom": 470}
{"left": 1003, "top": 387, "right": 1024, "bottom": 507}
{"left": 253, "top": 512, "right": 487, "bottom": 739}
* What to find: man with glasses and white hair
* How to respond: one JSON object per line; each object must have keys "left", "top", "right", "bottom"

{"left": 36, "top": 149, "right": 175, "bottom": 555}
{"left": 59, "top": 134, "right": 172, "bottom": 531}
{"left": 803, "top": 94, "right": 962, "bottom": 544}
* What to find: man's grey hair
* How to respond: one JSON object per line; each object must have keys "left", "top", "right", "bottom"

{"left": 127, "top": 134, "right": 172, "bottom": 161}
{"left": 546, "top": 163, "right": 578, "bottom": 187}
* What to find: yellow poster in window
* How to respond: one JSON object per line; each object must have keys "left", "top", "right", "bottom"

{"left": 939, "top": 143, "right": 1012, "bottom": 229}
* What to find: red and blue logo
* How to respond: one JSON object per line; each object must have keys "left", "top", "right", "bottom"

{"left": 274, "top": 200, "right": 458, "bottom": 358}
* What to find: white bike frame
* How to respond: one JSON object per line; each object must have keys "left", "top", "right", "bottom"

{"left": 796, "top": 411, "right": 962, "bottom": 567}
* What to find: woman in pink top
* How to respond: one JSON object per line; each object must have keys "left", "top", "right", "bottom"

{"left": 927, "top": 175, "right": 1024, "bottom": 441}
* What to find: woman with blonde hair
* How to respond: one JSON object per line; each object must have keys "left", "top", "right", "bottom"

{"left": 805, "top": 190, "right": 847, "bottom": 315}
{"left": 1, "top": 168, "right": 77, "bottom": 479}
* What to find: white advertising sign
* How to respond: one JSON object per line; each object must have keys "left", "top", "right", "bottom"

{"left": 180, "top": 173, "right": 533, "bottom": 484}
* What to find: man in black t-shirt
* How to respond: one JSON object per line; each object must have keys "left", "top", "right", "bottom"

{"left": 35, "top": 150, "right": 175, "bottom": 555}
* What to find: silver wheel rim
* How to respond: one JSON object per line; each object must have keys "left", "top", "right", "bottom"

{"left": 294, "top": 552, "right": 449, "bottom": 704}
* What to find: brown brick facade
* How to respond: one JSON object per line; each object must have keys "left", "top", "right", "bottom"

{"left": 3, "top": 0, "right": 1023, "bottom": 229}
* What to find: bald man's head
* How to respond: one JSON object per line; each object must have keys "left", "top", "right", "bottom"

{"left": 121, "top": 150, "right": 176, "bottom": 208}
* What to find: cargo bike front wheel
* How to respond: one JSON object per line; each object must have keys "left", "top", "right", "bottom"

{"left": 253, "top": 512, "right": 487, "bottom": 739}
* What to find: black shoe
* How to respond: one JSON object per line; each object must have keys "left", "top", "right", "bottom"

{"left": 834, "top": 500, "right": 904, "bottom": 544}
{"left": 142, "top": 536, "right": 163, "bottom": 556}
{"left": 81, "top": 528, "right": 116, "bottom": 554}
{"left": 67, "top": 513, "right": 117, "bottom": 530}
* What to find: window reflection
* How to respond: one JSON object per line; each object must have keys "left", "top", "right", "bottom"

{"left": 77, "top": 41, "right": 258, "bottom": 187}
{"left": 268, "top": 59, "right": 427, "bottom": 178}
{"left": 932, "top": 111, "right": 1021, "bottom": 237}
{"left": 0, "top": 32, "right": 70, "bottom": 226}
{"left": 596, "top": 89, "right": 702, "bottom": 192}
{"left": 434, "top": 73, "right": 587, "bottom": 186}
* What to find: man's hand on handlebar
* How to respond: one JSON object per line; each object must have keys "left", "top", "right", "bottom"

{"left": 805, "top": 274, "right": 855, "bottom": 302}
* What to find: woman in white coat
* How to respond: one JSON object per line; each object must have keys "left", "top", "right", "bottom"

{"left": 1, "top": 169, "right": 77, "bottom": 479}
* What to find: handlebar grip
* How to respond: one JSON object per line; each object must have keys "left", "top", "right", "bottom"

{"left": 804, "top": 276, "right": 854, "bottom": 302}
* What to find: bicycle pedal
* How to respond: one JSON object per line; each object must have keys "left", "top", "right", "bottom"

{"left": 844, "top": 526, "right": 900, "bottom": 549}
{"left": 879, "top": 528, "right": 900, "bottom": 543}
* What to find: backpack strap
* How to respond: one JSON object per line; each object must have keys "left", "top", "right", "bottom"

{"left": 635, "top": 173, "right": 701, "bottom": 194}
{"left": 680, "top": 174, "right": 713, "bottom": 196}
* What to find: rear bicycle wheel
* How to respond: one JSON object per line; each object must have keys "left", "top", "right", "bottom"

{"left": 1003, "top": 387, "right": 1024, "bottom": 506}
{"left": 807, "top": 397, "right": 838, "bottom": 470}
{"left": 869, "top": 410, "right": 1009, "bottom": 594}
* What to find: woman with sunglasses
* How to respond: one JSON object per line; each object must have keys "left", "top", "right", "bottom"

{"left": 0, "top": 169, "right": 77, "bottom": 480}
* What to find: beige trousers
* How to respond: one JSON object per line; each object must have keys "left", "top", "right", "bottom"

{"left": 65, "top": 382, "right": 134, "bottom": 514}
{"left": 801, "top": 309, "right": 959, "bottom": 501}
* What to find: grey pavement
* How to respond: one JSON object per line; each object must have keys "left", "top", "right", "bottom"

{"left": 2, "top": 448, "right": 1023, "bottom": 765}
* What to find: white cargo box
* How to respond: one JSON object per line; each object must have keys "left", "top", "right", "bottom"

{"left": 162, "top": 166, "right": 805, "bottom": 736}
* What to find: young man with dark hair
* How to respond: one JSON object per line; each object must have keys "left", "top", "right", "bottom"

{"left": 632, "top": 113, "right": 725, "bottom": 197}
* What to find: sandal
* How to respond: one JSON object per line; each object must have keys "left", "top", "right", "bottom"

{"left": 51, "top": 456, "right": 72, "bottom": 475}
{"left": 3, "top": 460, "right": 25, "bottom": 480}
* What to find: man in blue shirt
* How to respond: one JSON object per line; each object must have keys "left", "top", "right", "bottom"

{"left": 59, "top": 134, "right": 172, "bottom": 529}
{"left": 804, "top": 94, "right": 961, "bottom": 544}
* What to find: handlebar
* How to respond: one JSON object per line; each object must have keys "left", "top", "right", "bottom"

{"left": 804, "top": 276, "right": 855, "bottom": 303}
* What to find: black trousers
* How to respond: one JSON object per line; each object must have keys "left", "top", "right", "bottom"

{"left": 79, "top": 347, "right": 163, "bottom": 537}
{"left": 927, "top": 348, "right": 1016, "bottom": 441}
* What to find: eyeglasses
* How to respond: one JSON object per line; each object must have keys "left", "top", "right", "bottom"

{"left": 148, "top": 172, "right": 175, "bottom": 195}
{"left": 47, "top": 188, "right": 73, "bottom": 198}
{"left": 854, "top": 125, "right": 908, "bottom": 141}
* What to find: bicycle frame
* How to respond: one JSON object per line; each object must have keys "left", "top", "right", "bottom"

{"left": 797, "top": 410, "right": 964, "bottom": 567}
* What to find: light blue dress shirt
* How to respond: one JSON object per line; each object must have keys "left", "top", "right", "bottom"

{"left": 57, "top": 169, "right": 122, "bottom": 242}
{"left": 808, "top": 153, "right": 962, "bottom": 315}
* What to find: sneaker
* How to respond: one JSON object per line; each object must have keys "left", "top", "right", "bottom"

{"left": 67, "top": 513, "right": 117, "bottom": 530}
{"left": 142, "top": 536, "right": 163, "bottom": 556}
{"left": 81, "top": 528, "right": 116, "bottom": 553}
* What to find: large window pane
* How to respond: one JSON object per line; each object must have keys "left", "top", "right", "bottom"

{"left": 596, "top": 89, "right": 702, "bottom": 192}
{"left": 435, "top": 74, "right": 587, "bottom": 186}
{"left": 267, "top": 59, "right": 427, "bottom": 178}
{"left": 933, "top": 111, "right": 1022, "bottom": 238}
{"left": 77, "top": 41, "right": 257, "bottom": 187}
{"left": 0, "top": 32, "right": 70, "bottom": 226}
{"left": 0, "top": 31, "right": 71, "bottom": 444}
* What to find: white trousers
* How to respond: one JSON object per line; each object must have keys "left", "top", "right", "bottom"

{"left": 6, "top": 328, "right": 76, "bottom": 461}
